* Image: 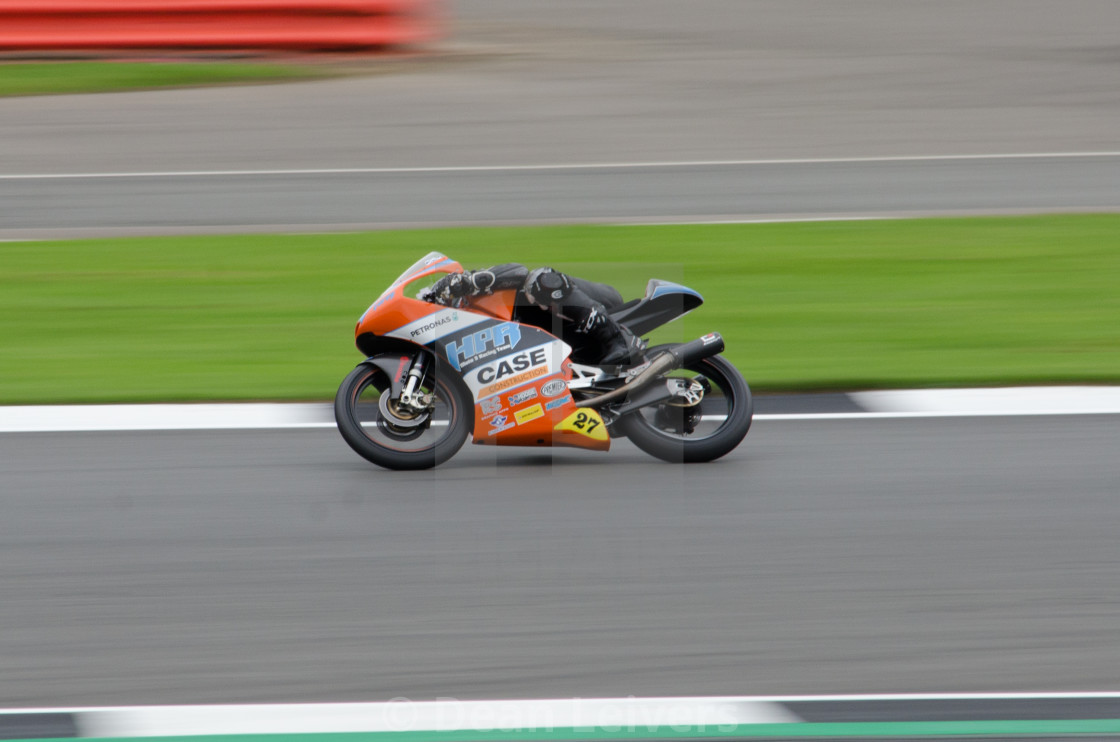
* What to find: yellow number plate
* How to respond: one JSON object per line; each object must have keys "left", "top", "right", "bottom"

{"left": 554, "top": 409, "right": 608, "bottom": 441}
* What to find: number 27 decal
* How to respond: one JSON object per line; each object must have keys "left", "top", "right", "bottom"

{"left": 555, "top": 409, "right": 608, "bottom": 441}
{"left": 571, "top": 412, "right": 599, "bottom": 433}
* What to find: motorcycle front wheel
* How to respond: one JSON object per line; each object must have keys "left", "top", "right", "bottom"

{"left": 334, "top": 356, "right": 473, "bottom": 471}
{"left": 613, "top": 353, "right": 752, "bottom": 463}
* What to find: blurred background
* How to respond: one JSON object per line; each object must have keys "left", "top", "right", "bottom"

{"left": 2, "top": 0, "right": 1120, "bottom": 723}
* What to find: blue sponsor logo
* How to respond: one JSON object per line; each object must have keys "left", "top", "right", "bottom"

{"left": 445, "top": 322, "right": 522, "bottom": 371}
{"left": 490, "top": 414, "right": 509, "bottom": 427}
{"left": 508, "top": 387, "right": 538, "bottom": 406}
{"left": 544, "top": 395, "right": 572, "bottom": 411}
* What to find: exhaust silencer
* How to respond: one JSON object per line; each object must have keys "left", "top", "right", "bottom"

{"left": 667, "top": 332, "right": 726, "bottom": 369}
{"left": 576, "top": 332, "right": 725, "bottom": 408}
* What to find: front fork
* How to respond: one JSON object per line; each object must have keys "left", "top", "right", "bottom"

{"left": 360, "top": 351, "right": 435, "bottom": 427}
{"left": 398, "top": 353, "right": 429, "bottom": 409}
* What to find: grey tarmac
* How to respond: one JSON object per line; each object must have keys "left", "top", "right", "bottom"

{"left": 4, "top": 0, "right": 1120, "bottom": 174}
{"left": 3, "top": 155, "right": 1120, "bottom": 239}
{"left": 3, "top": 1, "right": 1120, "bottom": 238}
{"left": 2, "top": 415, "right": 1119, "bottom": 706}
{"left": 3, "top": 0, "right": 1120, "bottom": 712}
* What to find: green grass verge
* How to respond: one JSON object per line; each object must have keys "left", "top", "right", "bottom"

{"left": 1, "top": 215, "right": 1118, "bottom": 404}
{"left": 0, "top": 61, "right": 326, "bottom": 97}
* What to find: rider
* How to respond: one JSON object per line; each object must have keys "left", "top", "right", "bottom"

{"left": 425, "top": 264, "right": 645, "bottom": 366}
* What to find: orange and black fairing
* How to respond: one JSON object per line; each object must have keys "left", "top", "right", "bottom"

{"left": 354, "top": 252, "right": 610, "bottom": 452}
{"left": 439, "top": 320, "right": 608, "bottom": 451}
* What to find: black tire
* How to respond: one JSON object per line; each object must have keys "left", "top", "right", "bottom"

{"left": 334, "top": 358, "right": 472, "bottom": 470}
{"left": 613, "top": 353, "right": 752, "bottom": 463}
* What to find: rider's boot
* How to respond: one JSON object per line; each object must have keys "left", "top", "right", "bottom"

{"left": 581, "top": 308, "right": 646, "bottom": 366}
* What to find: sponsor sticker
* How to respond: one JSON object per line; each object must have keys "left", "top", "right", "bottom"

{"left": 475, "top": 347, "right": 548, "bottom": 385}
{"left": 625, "top": 359, "right": 652, "bottom": 377}
{"left": 479, "top": 365, "right": 548, "bottom": 399}
{"left": 393, "top": 356, "right": 409, "bottom": 383}
{"left": 488, "top": 422, "right": 515, "bottom": 436}
{"left": 701, "top": 333, "right": 720, "bottom": 345}
{"left": 508, "top": 387, "right": 538, "bottom": 407}
{"left": 386, "top": 308, "right": 486, "bottom": 346}
{"left": 554, "top": 409, "right": 608, "bottom": 441}
{"left": 480, "top": 397, "right": 503, "bottom": 415}
{"left": 514, "top": 404, "right": 544, "bottom": 425}
{"left": 541, "top": 379, "right": 567, "bottom": 397}
{"left": 544, "top": 395, "right": 572, "bottom": 411}
{"left": 446, "top": 322, "right": 522, "bottom": 371}
{"left": 468, "top": 339, "right": 570, "bottom": 400}
{"left": 489, "top": 415, "right": 509, "bottom": 427}
{"left": 412, "top": 315, "right": 455, "bottom": 337}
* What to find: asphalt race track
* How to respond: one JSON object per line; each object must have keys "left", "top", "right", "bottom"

{"left": 4, "top": 0, "right": 1120, "bottom": 238}
{"left": 5, "top": 155, "right": 1120, "bottom": 238}
{"left": 3, "top": 0, "right": 1120, "bottom": 711}
{"left": 2, "top": 415, "right": 1120, "bottom": 706}
{"left": 6, "top": 0, "right": 1120, "bottom": 175}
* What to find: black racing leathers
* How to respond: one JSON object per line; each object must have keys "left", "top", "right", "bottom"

{"left": 436, "top": 264, "right": 643, "bottom": 366}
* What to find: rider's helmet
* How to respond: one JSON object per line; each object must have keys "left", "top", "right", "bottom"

{"left": 525, "top": 267, "right": 572, "bottom": 306}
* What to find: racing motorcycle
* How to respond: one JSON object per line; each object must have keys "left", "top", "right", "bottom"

{"left": 334, "top": 252, "right": 752, "bottom": 470}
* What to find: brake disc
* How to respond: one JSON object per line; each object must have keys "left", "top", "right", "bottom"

{"left": 377, "top": 395, "right": 433, "bottom": 440}
{"left": 656, "top": 378, "right": 707, "bottom": 434}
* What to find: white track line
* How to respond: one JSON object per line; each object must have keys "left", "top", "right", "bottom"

{"left": 74, "top": 698, "right": 797, "bottom": 738}
{"left": 3, "top": 152, "right": 1120, "bottom": 180}
{"left": 0, "top": 403, "right": 333, "bottom": 433}
{"left": 754, "top": 410, "right": 1120, "bottom": 421}
{"left": 749, "top": 692, "right": 1120, "bottom": 701}
{"left": 853, "top": 386, "right": 1120, "bottom": 415}
{"left": 7, "top": 694, "right": 1120, "bottom": 738}
{"left": 759, "top": 386, "right": 1120, "bottom": 421}
{"left": 2, "top": 387, "right": 1119, "bottom": 433}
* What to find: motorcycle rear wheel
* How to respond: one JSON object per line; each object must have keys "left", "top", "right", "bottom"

{"left": 614, "top": 353, "right": 752, "bottom": 463}
{"left": 334, "top": 358, "right": 472, "bottom": 470}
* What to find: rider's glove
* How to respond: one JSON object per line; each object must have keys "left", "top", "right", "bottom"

{"left": 426, "top": 272, "right": 469, "bottom": 303}
{"left": 427, "top": 271, "right": 496, "bottom": 304}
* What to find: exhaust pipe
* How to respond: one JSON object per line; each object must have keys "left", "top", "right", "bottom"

{"left": 576, "top": 333, "right": 725, "bottom": 408}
